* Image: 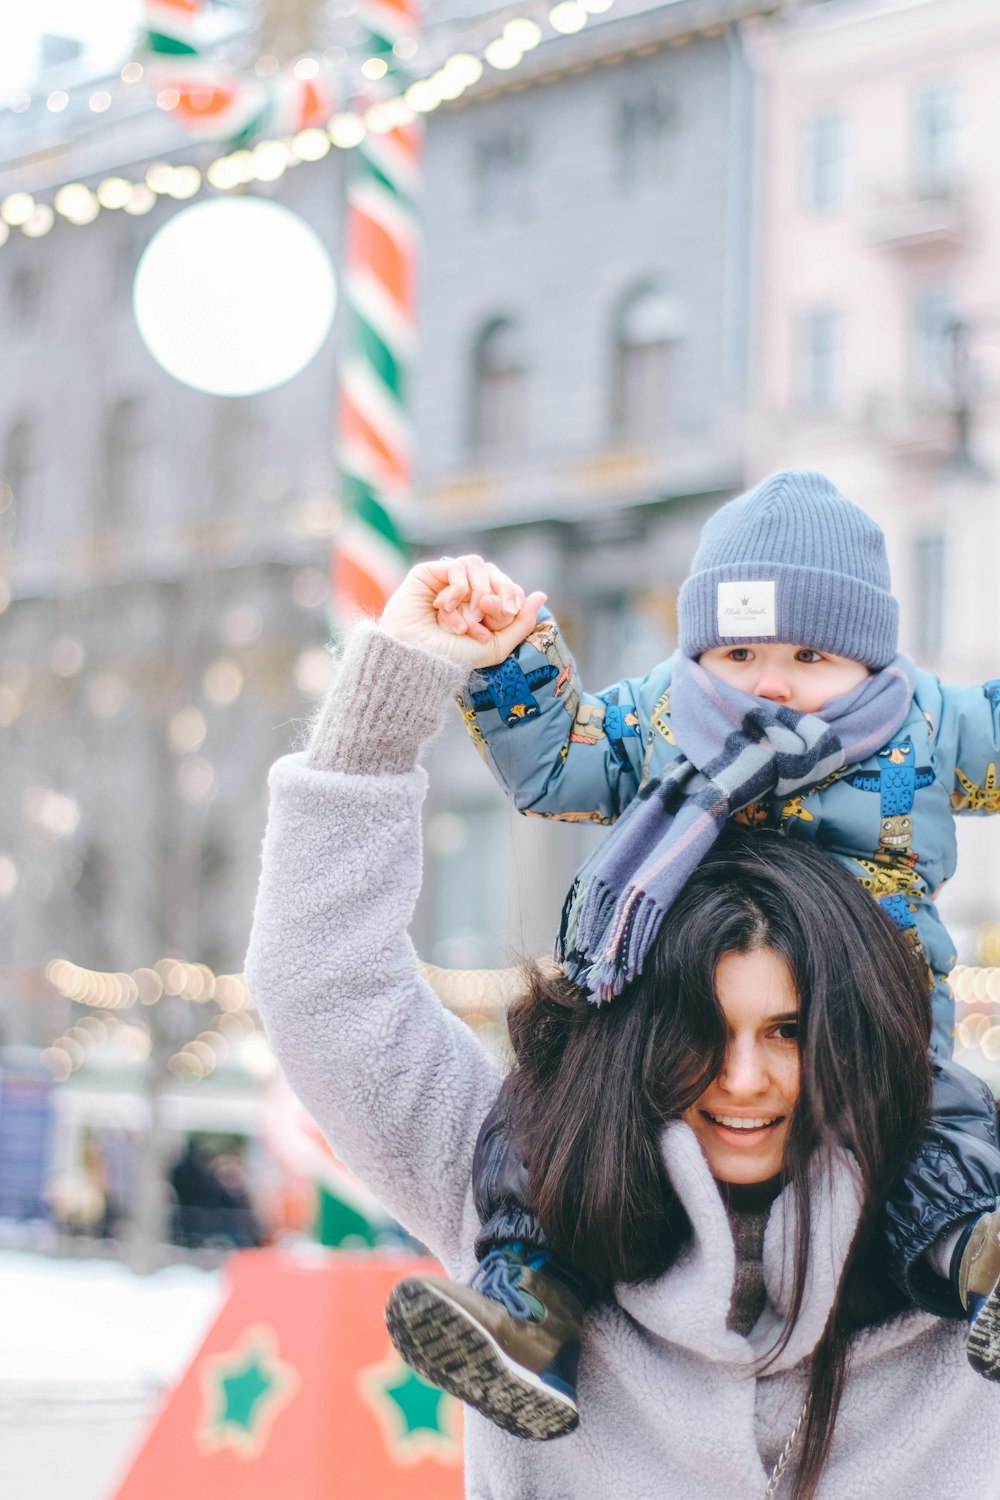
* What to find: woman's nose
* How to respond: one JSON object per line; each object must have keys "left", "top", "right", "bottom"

{"left": 718, "top": 1039, "right": 768, "bottom": 1096}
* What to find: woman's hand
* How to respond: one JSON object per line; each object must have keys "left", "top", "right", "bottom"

{"left": 381, "top": 555, "right": 547, "bottom": 668}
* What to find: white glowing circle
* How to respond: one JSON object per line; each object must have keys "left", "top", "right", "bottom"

{"left": 133, "top": 198, "right": 336, "bottom": 396}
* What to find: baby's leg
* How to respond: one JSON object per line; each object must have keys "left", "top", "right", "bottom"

{"left": 385, "top": 1094, "right": 590, "bottom": 1439}
{"left": 882, "top": 1057, "right": 1000, "bottom": 1377}
{"left": 472, "top": 1097, "right": 550, "bottom": 1255}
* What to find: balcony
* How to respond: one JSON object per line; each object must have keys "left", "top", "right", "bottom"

{"left": 867, "top": 181, "right": 968, "bottom": 254}
{"left": 860, "top": 391, "right": 957, "bottom": 458}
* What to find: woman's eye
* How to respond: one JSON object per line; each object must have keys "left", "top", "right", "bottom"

{"left": 773, "top": 1022, "right": 799, "bottom": 1043}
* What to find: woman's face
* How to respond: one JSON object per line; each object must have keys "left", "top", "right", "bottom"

{"left": 681, "top": 947, "right": 801, "bottom": 1185}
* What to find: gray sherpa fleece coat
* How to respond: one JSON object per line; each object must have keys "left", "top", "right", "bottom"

{"left": 245, "top": 626, "right": 1000, "bottom": 1500}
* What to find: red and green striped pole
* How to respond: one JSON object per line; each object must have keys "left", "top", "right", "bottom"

{"left": 332, "top": 0, "right": 422, "bottom": 619}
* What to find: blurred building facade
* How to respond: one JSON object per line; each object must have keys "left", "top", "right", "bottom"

{"left": 744, "top": 0, "right": 1000, "bottom": 1050}
{"left": 2, "top": 0, "right": 1000, "bottom": 1224}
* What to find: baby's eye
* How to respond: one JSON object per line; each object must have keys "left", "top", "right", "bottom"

{"left": 727, "top": 648, "right": 753, "bottom": 662}
{"left": 794, "top": 650, "right": 823, "bottom": 664}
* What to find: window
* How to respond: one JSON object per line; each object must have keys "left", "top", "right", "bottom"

{"left": 471, "top": 318, "right": 526, "bottom": 461}
{"left": 73, "top": 844, "right": 112, "bottom": 969}
{"left": 613, "top": 285, "right": 681, "bottom": 446}
{"left": 802, "top": 111, "right": 844, "bottom": 211}
{"left": 617, "top": 86, "right": 676, "bottom": 185}
{"left": 475, "top": 129, "right": 529, "bottom": 221}
{"left": 911, "top": 283, "right": 954, "bottom": 405}
{"left": 913, "top": 535, "right": 945, "bottom": 658}
{"left": 100, "top": 398, "right": 146, "bottom": 532}
{"left": 4, "top": 417, "right": 41, "bottom": 539}
{"left": 914, "top": 83, "right": 960, "bottom": 195}
{"left": 8, "top": 263, "right": 43, "bottom": 330}
{"left": 796, "top": 308, "right": 840, "bottom": 414}
{"left": 210, "top": 398, "right": 259, "bottom": 511}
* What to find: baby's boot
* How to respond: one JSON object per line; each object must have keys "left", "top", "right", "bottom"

{"left": 957, "top": 1205, "right": 1000, "bottom": 1380}
{"left": 385, "top": 1241, "right": 585, "bottom": 1439}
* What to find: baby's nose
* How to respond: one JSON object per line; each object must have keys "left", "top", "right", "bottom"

{"left": 754, "top": 672, "right": 791, "bottom": 701}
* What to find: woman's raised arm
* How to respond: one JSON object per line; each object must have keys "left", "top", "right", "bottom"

{"left": 245, "top": 580, "right": 537, "bottom": 1270}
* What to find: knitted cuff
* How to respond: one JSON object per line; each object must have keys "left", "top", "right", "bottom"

{"left": 306, "top": 624, "right": 470, "bottom": 775}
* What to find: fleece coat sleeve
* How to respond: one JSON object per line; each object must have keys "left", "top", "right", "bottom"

{"left": 244, "top": 625, "right": 503, "bottom": 1272}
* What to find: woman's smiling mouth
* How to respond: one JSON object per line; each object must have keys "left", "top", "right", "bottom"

{"left": 702, "top": 1111, "right": 784, "bottom": 1134}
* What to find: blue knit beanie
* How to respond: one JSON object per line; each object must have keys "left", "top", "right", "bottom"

{"left": 677, "top": 470, "right": 898, "bottom": 669}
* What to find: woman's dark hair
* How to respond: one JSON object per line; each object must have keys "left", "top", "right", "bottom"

{"left": 505, "top": 827, "right": 932, "bottom": 1500}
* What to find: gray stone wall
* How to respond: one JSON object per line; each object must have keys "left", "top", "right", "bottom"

{"left": 0, "top": 5, "right": 756, "bottom": 1030}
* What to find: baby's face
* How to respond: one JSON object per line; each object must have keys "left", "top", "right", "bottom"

{"left": 698, "top": 643, "right": 870, "bottom": 713}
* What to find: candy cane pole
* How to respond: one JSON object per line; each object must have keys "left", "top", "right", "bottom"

{"left": 332, "top": 0, "right": 422, "bottom": 619}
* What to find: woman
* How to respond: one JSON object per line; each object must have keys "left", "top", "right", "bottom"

{"left": 245, "top": 567, "right": 999, "bottom": 1499}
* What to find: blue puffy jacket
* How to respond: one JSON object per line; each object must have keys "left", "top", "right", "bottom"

{"left": 460, "top": 613, "right": 1000, "bottom": 1059}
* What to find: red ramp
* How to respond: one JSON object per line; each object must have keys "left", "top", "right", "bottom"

{"left": 114, "top": 1249, "right": 463, "bottom": 1499}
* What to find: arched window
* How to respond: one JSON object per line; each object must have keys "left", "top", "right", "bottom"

{"left": 4, "top": 416, "right": 41, "bottom": 542}
{"left": 612, "top": 285, "right": 682, "bottom": 446}
{"left": 617, "top": 87, "right": 676, "bottom": 186}
{"left": 101, "top": 397, "right": 146, "bottom": 531}
{"left": 471, "top": 318, "right": 526, "bottom": 461}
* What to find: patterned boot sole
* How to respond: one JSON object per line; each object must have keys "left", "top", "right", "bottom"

{"left": 967, "top": 1276, "right": 1000, "bottom": 1381}
{"left": 385, "top": 1279, "right": 579, "bottom": 1441}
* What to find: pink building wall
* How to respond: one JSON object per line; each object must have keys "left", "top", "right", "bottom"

{"left": 745, "top": 0, "right": 1000, "bottom": 1018}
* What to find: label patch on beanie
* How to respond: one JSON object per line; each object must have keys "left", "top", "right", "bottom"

{"left": 717, "top": 582, "right": 776, "bottom": 637}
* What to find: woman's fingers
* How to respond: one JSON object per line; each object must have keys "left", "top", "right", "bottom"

{"left": 432, "top": 557, "right": 527, "bottom": 632}
{"left": 433, "top": 555, "right": 484, "bottom": 613}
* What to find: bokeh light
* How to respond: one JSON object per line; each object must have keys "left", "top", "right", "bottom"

{"left": 132, "top": 198, "right": 337, "bottom": 397}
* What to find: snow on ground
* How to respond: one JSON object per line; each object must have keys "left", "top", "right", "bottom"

{"left": 0, "top": 1249, "right": 224, "bottom": 1391}
{"left": 0, "top": 1250, "right": 225, "bottom": 1500}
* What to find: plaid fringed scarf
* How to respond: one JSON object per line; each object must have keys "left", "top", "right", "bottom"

{"left": 558, "top": 653, "right": 917, "bottom": 1002}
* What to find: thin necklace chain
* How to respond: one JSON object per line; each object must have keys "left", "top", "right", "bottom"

{"left": 761, "top": 1396, "right": 810, "bottom": 1500}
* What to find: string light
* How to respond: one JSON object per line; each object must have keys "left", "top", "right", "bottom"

{"left": 292, "top": 127, "right": 331, "bottom": 162}
{"left": 549, "top": 1, "right": 589, "bottom": 33}
{"left": 0, "top": 0, "right": 638, "bottom": 247}
{"left": 1, "top": 193, "right": 35, "bottom": 227}
{"left": 22, "top": 205, "right": 55, "bottom": 237}
{"left": 97, "top": 177, "right": 133, "bottom": 209}
{"left": 503, "top": 19, "right": 542, "bottom": 50}
{"left": 329, "top": 111, "right": 367, "bottom": 147}
{"left": 123, "top": 184, "right": 156, "bottom": 215}
{"left": 485, "top": 38, "right": 523, "bottom": 69}
{"left": 251, "top": 140, "right": 290, "bottom": 182}
{"left": 54, "top": 184, "right": 100, "bottom": 225}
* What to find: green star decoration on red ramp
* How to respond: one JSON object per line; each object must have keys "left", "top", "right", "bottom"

{"left": 357, "top": 1348, "right": 462, "bottom": 1466}
{"left": 198, "top": 1323, "right": 300, "bottom": 1460}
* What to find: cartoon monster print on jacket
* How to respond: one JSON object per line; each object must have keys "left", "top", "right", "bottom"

{"left": 844, "top": 738, "right": 935, "bottom": 865}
